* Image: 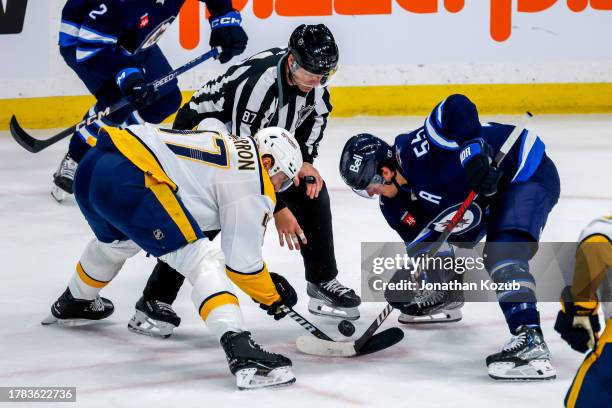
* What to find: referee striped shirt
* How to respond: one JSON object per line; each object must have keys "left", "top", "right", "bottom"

{"left": 176, "top": 47, "right": 332, "bottom": 163}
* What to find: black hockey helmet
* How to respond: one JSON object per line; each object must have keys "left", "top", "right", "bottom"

{"left": 288, "top": 24, "right": 339, "bottom": 76}
{"left": 339, "top": 134, "right": 395, "bottom": 191}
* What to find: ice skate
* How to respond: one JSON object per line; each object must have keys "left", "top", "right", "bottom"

{"left": 127, "top": 296, "right": 181, "bottom": 339}
{"left": 398, "top": 287, "right": 464, "bottom": 324}
{"left": 41, "top": 287, "right": 114, "bottom": 326}
{"left": 221, "top": 331, "right": 295, "bottom": 390}
{"left": 486, "top": 325, "right": 556, "bottom": 381}
{"left": 51, "top": 153, "right": 77, "bottom": 202}
{"left": 307, "top": 278, "right": 361, "bottom": 320}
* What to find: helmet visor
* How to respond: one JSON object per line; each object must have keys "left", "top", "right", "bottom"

{"left": 351, "top": 174, "right": 386, "bottom": 199}
{"left": 291, "top": 60, "right": 337, "bottom": 89}
{"left": 279, "top": 177, "right": 295, "bottom": 192}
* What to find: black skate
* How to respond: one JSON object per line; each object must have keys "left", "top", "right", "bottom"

{"left": 41, "top": 287, "right": 114, "bottom": 326}
{"left": 51, "top": 153, "right": 77, "bottom": 202}
{"left": 127, "top": 296, "right": 181, "bottom": 339}
{"left": 398, "top": 287, "right": 464, "bottom": 324}
{"left": 307, "top": 278, "right": 361, "bottom": 320}
{"left": 486, "top": 325, "right": 556, "bottom": 381}
{"left": 221, "top": 331, "right": 295, "bottom": 390}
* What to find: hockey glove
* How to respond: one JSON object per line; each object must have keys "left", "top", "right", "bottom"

{"left": 258, "top": 272, "right": 298, "bottom": 320}
{"left": 554, "top": 286, "right": 601, "bottom": 353}
{"left": 209, "top": 10, "right": 248, "bottom": 63}
{"left": 115, "top": 68, "right": 155, "bottom": 108}
{"left": 459, "top": 139, "right": 503, "bottom": 197}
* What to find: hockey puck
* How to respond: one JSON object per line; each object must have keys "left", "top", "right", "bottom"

{"left": 338, "top": 319, "right": 355, "bottom": 337}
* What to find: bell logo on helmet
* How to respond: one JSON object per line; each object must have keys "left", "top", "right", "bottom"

{"left": 349, "top": 154, "right": 363, "bottom": 173}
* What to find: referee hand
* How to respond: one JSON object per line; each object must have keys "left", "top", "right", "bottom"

{"left": 296, "top": 163, "right": 323, "bottom": 199}
{"left": 274, "top": 207, "right": 307, "bottom": 250}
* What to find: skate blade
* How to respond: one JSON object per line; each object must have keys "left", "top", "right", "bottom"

{"left": 236, "top": 367, "right": 296, "bottom": 390}
{"left": 308, "top": 299, "right": 360, "bottom": 321}
{"left": 41, "top": 314, "right": 96, "bottom": 327}
{"left": 398, "top": 309, "right": 463, "bottom": 324}
{"left": 127, "top": 310, "right": 175, "bottom": 339}
{"left": 488, "top": 359, "right": 556, "bottom": 381}
{"left": 51, "top": 186, "right": 67, "bottom": 203}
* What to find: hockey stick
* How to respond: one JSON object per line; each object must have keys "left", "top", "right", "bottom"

{"left": 280, "top": 306, "right": 334, "bottom": 341}
{"left": 9, "top": 47, "right": 221, "bottom": 153}
{"left": 282, "top": 305, "right": 405, "bottom": 357}
{"left": 298, "top": 112, "right": 533, "bottom": 357}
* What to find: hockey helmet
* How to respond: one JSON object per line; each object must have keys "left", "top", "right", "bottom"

{"left": 339, "top": 133, "right": 394, "bottom": 197}
{"left": 255, "top": 127, "right": 303, "bottom": 192}
{"left": 288, "top": 24, "right": 338, "bottom": 85}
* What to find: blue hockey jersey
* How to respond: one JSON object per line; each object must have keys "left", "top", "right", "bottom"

{"left": 59, "top": 0, "right": 231, "bottom": 75}
{"left": 379, "top": 94, "right": 549, "bottom": 249}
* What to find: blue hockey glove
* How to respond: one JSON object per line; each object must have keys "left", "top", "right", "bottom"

{"left": 209, "top": 9, "right": 248, "bottom": 63}
{"left": 115, "top": 68, "right": 155, "bottom": 108}
{"left": 459, "top": 139, "right": 503, "bottom": 197}
{"left": 554, "top": 286, "right": 601, "bottom": 353}
{"left": 257, "top": 272, "right": 297, "bottom": 320}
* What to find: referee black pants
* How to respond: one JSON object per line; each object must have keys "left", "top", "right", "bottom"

{"left": 140, "top": 182, "right": 339, "bottom": 304}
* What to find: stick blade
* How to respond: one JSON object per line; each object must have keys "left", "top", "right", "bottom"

{"left": 10, "top": 115, "right": 39, "bottom": 152}
{"left": 355, "top": 327, "right": 404, "bottom": 356}
{"left": 296, "top": 335, "right": 357, "bottom": 357}
{"left": 295, "top": 327, "right": 405, "bottom": 357}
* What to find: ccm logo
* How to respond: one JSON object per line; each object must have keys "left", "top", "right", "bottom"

{"left": 349, "top": 154, "right": 363, "bottom": 173}
{"left": 211, "top": 16, "right": 241, "bottom": 28}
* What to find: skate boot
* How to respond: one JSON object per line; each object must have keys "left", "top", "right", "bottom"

{"left": 486, "top": 325, "right": 556, "bottom": 381}
{"left": 51, "top": 153, "right": 77, "bottom": 202}
{"left": 398, "top": 287, "right": 464, "bottom": 324}
{"left": 41, "top": 287, "right": 114, "bottom": 326}
{"left": 220, "top": 331, "right": 295, "bottom": 390}
{"left": 307, "top": 278, "right": 361, "bottom": 320}
{"left": 128, "top": 296, "right": 181, "bottom": 339}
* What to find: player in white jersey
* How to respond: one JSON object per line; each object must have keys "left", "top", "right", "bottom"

{"left": 41, "top": 120, "right": 303, "bottom": 390}
{"left": 554, "top": 215, "right": 612, "bottom": 407}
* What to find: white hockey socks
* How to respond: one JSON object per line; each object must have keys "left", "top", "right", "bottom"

{"left": 69, "top": 239, "right": 140, "bottom": 300}
{"left": 159, "top": 239, "right": 246, "bottom": 338}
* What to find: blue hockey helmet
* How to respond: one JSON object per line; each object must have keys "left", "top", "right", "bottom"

{"left": 339, "top": 134, "right": 395, "bottom": 194}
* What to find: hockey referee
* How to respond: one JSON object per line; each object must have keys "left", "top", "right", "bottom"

{"left": 128, "top": 24, "right": 361, "bottom": 339}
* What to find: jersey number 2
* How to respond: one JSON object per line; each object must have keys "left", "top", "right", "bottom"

{"left": 89, "top": 4, "right": 107, "bottom": 20}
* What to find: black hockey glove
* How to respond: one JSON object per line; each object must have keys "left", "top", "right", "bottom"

{"left": 115, "top": 68, "right": 155, "bottom": 108}
{"left": 258, "top": 272, "right": 297, "bottom": 320}
{"left": 459, "top": 139, "right": 503, "bottom": 197}
{"left": 209, "top": 9, "right": 248, "bottom": 63}
{"left": 554, "top": 286, "right": 601, "bottom": 353}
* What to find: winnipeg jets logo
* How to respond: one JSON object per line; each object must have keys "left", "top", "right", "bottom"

{"left": 431, "top": 203, "right": 482, "bottom": 234}
{"left": 295, "top": 105, "right": 315, "bottom": 128}
{"left": 136, "top": 17, "right": 175, "bottom": 52}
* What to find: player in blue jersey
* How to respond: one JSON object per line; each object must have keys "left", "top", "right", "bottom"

{"left": 339, "top": 94, "right": 561, "bottom": 380}
{"left": 52, "top": 0, "right": 248, "bottom": 202}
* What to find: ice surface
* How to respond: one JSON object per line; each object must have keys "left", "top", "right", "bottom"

{"left": 1, "top": 115, "right": 610, "bottom": 408}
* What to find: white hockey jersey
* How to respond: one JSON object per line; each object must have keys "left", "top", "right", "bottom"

{"left": 118, "top": 123, "right": 276, "bottom": 275}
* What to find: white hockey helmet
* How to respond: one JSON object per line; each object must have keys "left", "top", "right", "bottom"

{"left": 254, "top": 127, "right": 303, "bottom": 191}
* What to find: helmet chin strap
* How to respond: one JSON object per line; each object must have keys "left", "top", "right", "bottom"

{"left": 390, "top": 170, "right": 411, "bottom": 193}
